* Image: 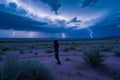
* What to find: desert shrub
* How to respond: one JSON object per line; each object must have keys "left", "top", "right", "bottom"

{"left": 63, "top": 47, "right": 69, "bottom": 52}
{"left": 65, "top": 57, "right": 71, "bottom": 61}
{"left": 99, "top": 45, "right": 104, "bottom": 48}
{"left": 0, "top": 54, "right": 53, "bottom": 80}
{"left": 112, "top": 48, "right": 120, "bottom": 57}
{"left": 102, "top": 46, "right": 112, "bottom": 52}
{"left": 0, "top": 52, "right": 4, "bottom": 55}
{"left": 34, "top": 52, "right": 38, "bottom": 55}
{"left": 46, "top": 48, "right": 53, "bottom": 53}
{"left": 0, "top": 54, "right": 21, "bottom": 80}
{"left": 82, "top": 48, "right": 105, "bottom": 67}
{"left": 70, "top": 46, "right": 75, "bottom": 50}
{"left": 1, "top": 52, "right": 5, "bottom": 55}
{"left": 16, "top": 60, "right": 53, "bottom": 80}
{"left": 102, "top": 48, "right": 111, "bottom": 52}
{"left": 72, "top": 42, "right": 79, "bottom": 46}
{"left": 30, "top": 46, "right": 35, "bottom": 49}
{"left": 0, "top": 56, "right": 2, "bottom": 61}
{"left": 99, "top": 65, "right": 120, "bottom": 79}
{"left": 2, "top": 47, "right": 10, "bottom": 52}
{"left": 19, "top": 50, "right": 24, "bottom": 54}
{"left": 46, "top": 45, "right": 52, "bottom": 49}
{"left": 68, "top": 72, "right": 72, "bottom": 76}
{"left": 29, "top": 50, "right": 33, "bottom": 53}
{"left": 14, "top": 47, "right": 24, "bottom": 51}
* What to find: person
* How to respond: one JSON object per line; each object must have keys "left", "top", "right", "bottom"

{"left": 53, "top": 40, "right": 61, "bottom": 64}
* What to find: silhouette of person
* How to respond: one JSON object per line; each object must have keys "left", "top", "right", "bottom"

{"left": 53, "top": 40, "right": 61, "bottom": 64}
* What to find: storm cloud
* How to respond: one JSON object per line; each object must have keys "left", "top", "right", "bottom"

{"left": 81, "top": 0, "right": 98, "bottom": 8}
{"left": 0, "top": 0, "right": 120, "bottom": 38}
{"left": 39, "top": 0, "right": 61, "bottom": 14}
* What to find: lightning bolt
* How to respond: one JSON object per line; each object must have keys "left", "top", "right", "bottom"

{"left": 87, "top": 27, "right": 93, "bottom": 39}
{"left": 11, "top": 31, "right": 16, "bottom": 38}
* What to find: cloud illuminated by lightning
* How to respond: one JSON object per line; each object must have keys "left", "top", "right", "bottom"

{"left": 5, "top": 0, "right": 108, "bottom": 30}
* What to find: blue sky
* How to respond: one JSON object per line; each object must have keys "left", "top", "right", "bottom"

{"left": 0, "top": 0, "right": 120, "bottom": 38}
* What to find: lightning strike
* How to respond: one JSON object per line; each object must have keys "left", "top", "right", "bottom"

{"left": 11, "top": 31, "right": 16, "bottom": 38}
{"left": 87, "top": 27, "right": 93, "bottom": 39}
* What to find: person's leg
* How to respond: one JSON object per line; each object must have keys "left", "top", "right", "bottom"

{"left": 55, "top": 52, "right": 61, "bottom": 64}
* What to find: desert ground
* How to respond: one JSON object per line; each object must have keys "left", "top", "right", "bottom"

{"left": 0, "top": 38, "right": 120, "bottom": 80}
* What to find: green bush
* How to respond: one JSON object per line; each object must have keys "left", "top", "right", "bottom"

{"left": 63, "top": 47, "right": 69, "bottom": 52}
{"left": 16, "top": 60, "right": 53, "bottom": 80}
{"left": 0, "top": 54, "right": 53, "bottom": 80}
{"left": 46, "top": 45, "right": 52, "bottom": 49}
{"left": 82, "top": 48, "right": 105, "bottom": 67}
{"left": 46, "top": 48, "right": 53, "bottom": 53}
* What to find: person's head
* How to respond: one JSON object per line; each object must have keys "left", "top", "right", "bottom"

{"left": 54, "top": 40, "right": 58, "bottom": 44}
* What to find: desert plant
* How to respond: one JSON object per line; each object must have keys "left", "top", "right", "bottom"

{"left": 0, "top": 56, "right": 2, "bottom": 61}
{"left": 46, "top": 48, "right": 53, "bottom": 53}
{"left": 99, "top": 65, "right": 120, "bottom": 79}
{"left": 0, "top": 52, "right": 5, "bottom": 55}
{"left": 35, "top": 52, "right": 38, "bottom": 55}
{"left": 19, "top": 50, "right": 24, "bottom": 54}
{"left": 16, "top": 60, "right": 53, "bottom": 80}
{"left": 82, "top": 48, "right": 105, "bottom": 67}
{"left": 0, "top": 54, "right": 53, "bottom": 80}
{"left": 63, "top": 47, "right": 69, "bottom": 52}
{"left": 46, "top": 45, "right": 52, "bottom": 49}
{"left": 65, "top": 57, "right": 71, "bottom": 61}
{"left": 68, "top": 72, "right": 72, "bottom": 76}
{"left": 0, "top": 51, "right": 4, "bottom": 55}
{"left": 70, "top": 46, "right": 75, "bottom": 50}
{"left": 30, "top": 46, "right": 35, "bottom": 49}
{"left": 102, "top": 46, "right": 112, "bottom": 52}
{"left": 29, "top": 50, "right": 33, "bottom": 53}
{"left": 2, "top": 47, "right": 10, "bottom": 52}
{"left": 0, "top": 54, "right": 21, "bottom": 80}
{"left": 112, "top": 48, "right": 120, "bottom": 57}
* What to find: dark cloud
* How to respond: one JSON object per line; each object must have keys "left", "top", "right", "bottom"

{"left": 0, "top": 4, "right": 27, "bottom": 15}
{"left": 95, "top": 13, "right": 120, "bottom": 28}
{"left": 67, "top": 17, "right": 82, "bottom": 24}
{"left": 65, "top": 29, "right": 91, "bottom": 38}
{"left": 116, "top": 12, "right": 120, "bottom": 16}
{"left": 0, "top": 4, "right": 7, "bottom": 11}
{"left": 91, "top": 25, "right": 120, "bottom": 38}
{"left": 90, "top": 13, "right": 120, "bottom": 38}
{"left": 0, "top": 11, "right": 48, "bottom": 31}
{"left": 70, "top": 17, "right": 81, "bottom": 23}
{"left": 8, "top": 2, "right": 17, "bottom": 9}
{"left": 0, "top": 3, "right": 5, "bottom": 7}
{"left": 21, "top": 0, "right": 61, "bottom": 14}
{"left": 0, "top": 11, "right": 69, "bottom": 33}
{"left": 81, "top": 0, "right": 98, "bottom": 8}
{"left": 40, "top": 0, "right": 61, "bottom": 14}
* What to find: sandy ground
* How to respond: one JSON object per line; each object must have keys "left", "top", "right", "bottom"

{"left": 21, "top": 52, "right": 120, "bottom": 80}
{"left": 0, "top": 39, "right": 120, "bottom": 80}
